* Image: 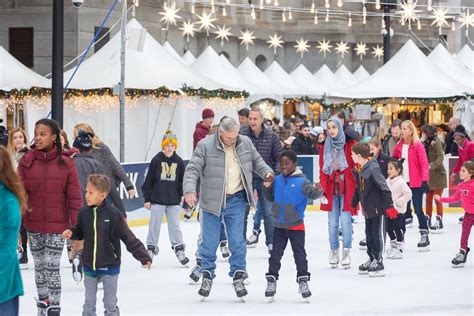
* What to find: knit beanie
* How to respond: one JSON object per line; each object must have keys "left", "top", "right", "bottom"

{"left": 73, "top": 129, "right": 93, "bottom": 152}
{"left": 161, "top": 130, "right": 178, "bottom": 150}
{"left": 202, "top": 108, "right": 215, "bottom": 119}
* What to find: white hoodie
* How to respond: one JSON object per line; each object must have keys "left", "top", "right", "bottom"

{"left": 386, "top": 175, "right": 412, "bottom": 214}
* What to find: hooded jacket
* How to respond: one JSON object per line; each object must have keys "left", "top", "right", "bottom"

{"left": 264, "top": 169, "right": 322, "bottom": 228}
{"left": 69, "top": 201, "right": 151, "bottom": 271}
{"left": 351, "top": 159, "right": 394, "bottom": 219}
{"left": 193, "top": 121, "right": 210, "bottom": 150}
{"left": 386, "top": 175, "right": 412, "bottom": 214}
{"left": 18, "top": 146, "right": 83, "bottom": 234}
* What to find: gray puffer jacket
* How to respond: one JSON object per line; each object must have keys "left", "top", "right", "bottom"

{"left": 183, "top": 132, "right": 273, "bottom": 215}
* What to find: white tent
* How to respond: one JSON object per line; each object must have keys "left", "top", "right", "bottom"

{"left": 428, "top": 44, "right": 474, "bottom": 94}
{"left": 353, "top": 66, "right": 370, "bottom": 82}
{"left": 456, "top": 45, "right": 474, "bottom": 72}
{"left": 28, "top": 19, "right": 243, "bottom": 161}
{"left": 182, "top": 50, "right": 196, "bottom": 66}
{"left": 331, "top": 40, "right": 470, "bottom": 99}
{"left": 236, "top": 57, "right": 284, "bottom": 104}
{"left": 313, "top": 65, "right": 340, "bottom": 91}
{"left": 264, "top": 61, "right": 307, "bottom": 97}
{"left": 163, "top": 41, "right": 184, "bottom": 63}
{"left": 334, "top": 65, "right": 358, "bottom": 89}
{"left": 0, "top": 46, "right": 49, "bottom": 91}
{"left": 290, "top": 64, "right": 326, "bottom": 97}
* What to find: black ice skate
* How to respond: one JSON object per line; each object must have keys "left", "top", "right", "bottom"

{"left": 359, "top": 238, "right": 367, "bottom": 250}
{"left": 452, "top": 248, "right": 470, "bottom": 268}
{"left": 198, "top": 271, "right": 213, "bottom": 300}
{"left": 430, "top": 215, "right": 444, "bottom": 234}
{"left": 405, "top": 217, "right": 414, "bottom": 228}
{"left": 297, "top": 275, "right": 312, "bottom": 300}
{"left": 147, "top": 245, "right": 158, "bottom": 260}
{"left": 34, "top": 297, "right": 49, "bottom": 316}
{"left": 18, "top": 244, "right": 28, "bottom": 270}
{"left": 72, "top": 251, "right": 83, "bottom": 283}
{"left": 232, "top": 270, "right": 248, "bottom": 300}
{"left": 417, "top": 229, "right": 430, "bottom": 252}
{"left": 184, "top": 205, "right": 196, "bottom": 220}
{"left": 358, "top": 258, "right": 372, "bottom": 275}
{"left": 46, "top": 305, "right": 61, "bottom": 316}
{"left": 368, "top": 258, "right": 385, "bottom": 277}
{"left": 265, "top": 275, "right": 277, "bottom": 301}
{"left": 189, "top": 258, "right": 202, "bottom": 283}
{"left": 246, "top": 229, "right": 260, "bottom": 248}
{"left": 173, "top": 244, "right": 190, "bottom": 266}
{"left": 219, "top": 240, "right": 230, "bottom": 259}
{"left": 459, "top": 215, "right": 464, "bottom": 224}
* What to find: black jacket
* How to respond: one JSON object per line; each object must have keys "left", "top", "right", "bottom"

{"left": 375, "top": 152, "right": 389, "bottom": 179}
{"left": 291, "top": 135, "right": 316, "bottom": 155}
{"left": 142, "top": 152, "right": 185, "bottom": 205}
{"left": 240, "top": 124, "right": 282, "bottom": 176}
{"left": 351, "top": 159, "right": 393, "bottom": 219}
{"left": 70, "top": 201, "right": 150, "bottom": 270}
{"left": 445, "top": 131, "right": 458, "bottom": 156}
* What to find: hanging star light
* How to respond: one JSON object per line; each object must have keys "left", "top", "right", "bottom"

{"left": 215, "top": 25, "right": 233, "bottom": 47}
{"left": 460, "top": 10, "right": 474, "bottom": 28}
{"left": 317, "top": 39, "right": 332, "bottom": 58}
{"left": 397, "top": 0, "right": 421, "bottom": 30}
{"left": 159, "top": 2, "right": 181, "bottom": 27}
{"left": 335, "top": 41, "right": 350, "bottom": 59}
{"left": 354, "top": 42, "right": 368, "bottom": 60}
{"left": 267, "top": 33, "right": 284, "bottom": 55}
{"left": 372, "top": 45, "right": 384, "bottom": 61}
{"left": 430, "top": 7, "right": 450, "bottom": 34}
{"left": 196, "top": 10, "right": 217, "bottom": 36}
{"left": 294, "top": 38, "right": 310, "bottom": 56}
{"left": 180, "top": 20, "right": 196, "bottom": 43}
{"left": 239, "top": 29, "right": 256, "bottom": 51}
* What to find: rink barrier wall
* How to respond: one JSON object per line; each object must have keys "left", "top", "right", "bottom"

{"left": 120, "top": 156, "right": 463, "bottom": 228}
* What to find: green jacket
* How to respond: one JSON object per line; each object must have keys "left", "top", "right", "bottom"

{"left": 425, "top": 139, "right": 447, "bottom": 190}
{"left": 0, "top": 182, "right": 24, "bottom": 304}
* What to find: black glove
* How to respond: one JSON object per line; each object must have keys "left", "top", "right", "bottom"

{"left": 421, "top": 181, "right": 429, "bottom": 193}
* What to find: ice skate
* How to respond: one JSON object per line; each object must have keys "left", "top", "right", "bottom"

{"left": 198, "top": 271, "right": 213, "bottom": 300}
{"left": 267, "top": 243, "right": 273, "bottom": 255}
{"left": 219, "top": 240, "right": 230, "bottom": 259}
{"left": 34, "top": 298, "right": 49, "bottom": 316}
{"left": 184, "top": 205, "right": 196, "bottom": 221}
{"left": 338, "top": 226, "right": 343, "bottom": 240}
{"left": 18, "top": 245, "right": 28, "bottom": 270}
{"left": 232, "top": 270, "right": 248, "bottom": 300}
{"left": 297, "top": 275, "right": 312, "bottom": 300}
{"left": 329, "top": 249, "right": 339, "bottom": 269}
{"left": 173, "top": 244, "right": 190, "bottom": 266}
{"left": 246, "top": 229, "right": 260, "bottom": 248}
{"left": 265, "top": 275, "right": 277, "bottom": 302}
{"left": 341, "top": 248, "right": 351, "bottom": 269}
{"left": 452, "top": 248, "right": 470, "bottom": 268}
{"left": 45, "top": 305, "right": 61, "bottom": 316}
{"left": 417, "top": 229, "right": 430, "bottom": 252}
{"left": 430, "top": 215, "right": 444, "bottom": 234}
{"left": 72, "top": 251, "right": 83, "bottom": 283}
{"left": 189, "top": 258, "right": 202, "bottom": 284}
{"left": 359, "top": 238, "right": 367, "bottom": 250}
{"left": 358, "top": 258, "right": 371, "bottom": 275}
{"left": 405, "top": 217, "right": 413, "bottom": 228}
{"left": 459, "top": 215, "right": 464, "bottom": 224}
{"left": 368, "top": 258, "right": 385, "bottom": 277}
{"left": 386, "top": 240, "right": 402, "bottom": 259}
{"left": 147, "top": 245, "right": 158, "bottom": 261}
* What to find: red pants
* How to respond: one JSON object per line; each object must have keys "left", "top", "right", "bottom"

{"left": 461, "top": 213, "right": 474, "bottom": 251}
{"left": 426, "top": 189, "right": 444, "bottom": 218}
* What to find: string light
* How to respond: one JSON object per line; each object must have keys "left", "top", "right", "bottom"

{"left": 191, "top": 1, "right": 195, "bottom": 14}
{"left": 337, "top": 0, "right": 343, "bottom": 8}
{"left": 260, "top": 0, "right": 264, "bottom": 10}
{"left": 452, "top": 20, "right": 456, "bottom": 31}
{"left": 282, "top": 9, "right": 286, "bottom": 22}
{"left": 348, "top": 12, "right": 352, "bottom": 27}
{"left": 133, "top": 0, "right": 139, "bottom": 7}
{"left": 211, "top": 0, "right": 215, "bottom": 14}
{"left": 325, "top": 0, "right": 330, "bottom": 9}
{"left": 310, "top": 1, "right": 315, "bottom": 14}
{"left": 427, "top": 0, "right": 433, "bottom": 12}
{"left": 381, "top": 13, "right": 386, "bottom": 29}
{"left": 222, "top": 5, "right": 227, "bottom": 16}
{"left": 274, "top": 0, "right": 279, "bottom": 6}
{"left": 314, "top": 11, "right": 319, "bottom": 24}
{"left": 251, "top": 5, "right": 256, "bottom": 19}
{"left": 375, "top": 0, "right": 381, "bottom": 10}
{"left": 326, "top": 10, "right": 329, "bottom": 22}
{"left": 363, "top": 4, "right": 367, "bottom": 24}
{"left": 288, "top": 7, "right": 293, "bottom": 20}
{"left": 226, "top": 0, "right": 230, "bottom": 4}
{"left": 417, "top": 18, "right": 421, "bottom": 30}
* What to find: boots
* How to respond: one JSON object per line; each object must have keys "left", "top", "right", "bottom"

{"left": 417, "top": 229, "right": 430, "bottom": 252}
{"left": 198, "top": 271, "right": 213, "bottom": 297}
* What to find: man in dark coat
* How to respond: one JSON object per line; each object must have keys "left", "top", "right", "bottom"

{"left": 291, "top": 125, "right": 316, "bottom": 155}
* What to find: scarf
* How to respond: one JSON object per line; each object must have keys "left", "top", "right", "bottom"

{"left": 322, "top": 117, "right": 349, "bottom": 175}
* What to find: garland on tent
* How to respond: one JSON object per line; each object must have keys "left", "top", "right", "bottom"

{"left": 284, "top": 96, "right": 324, "bottom": 104}
{"left": 333, "top": 96, "right": 465, "bottom": 107}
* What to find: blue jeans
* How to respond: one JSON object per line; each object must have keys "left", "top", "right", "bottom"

{"left": 410, "top": 187, "right": 428, "bottom": 230}
{"left": 252, "top": 178, "right": 274, "bottom": 246}
{"left": 199, "top": 192, "right": 247, "bottom": 278}
{"left": 328, "top": 195, "right": 352, "bottom": 250}
{"left": 0, "top": 296, "right": 19, "bottom": 316}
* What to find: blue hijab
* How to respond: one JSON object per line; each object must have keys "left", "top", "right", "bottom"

{"left": 322, "top": 117, "right": 349, "bottom": 175}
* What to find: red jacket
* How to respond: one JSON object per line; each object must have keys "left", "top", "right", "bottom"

{"left": 318, "top": 140, "right": 357, "bottom": 214}
{"left": 18, "top": 147, "right": 83, "bottom": 234}
{"left": 193, "top": 122, "right": 210, "bottom": 150}
{"left": 392, "top": 140, "right": 429, "bottom": 188}
{"left": 453, "top": 139, "right": 474, "bottom": 174}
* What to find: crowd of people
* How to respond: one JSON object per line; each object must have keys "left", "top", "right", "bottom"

{"left": 0, "top": 107, "right": 473, "bottom": 315}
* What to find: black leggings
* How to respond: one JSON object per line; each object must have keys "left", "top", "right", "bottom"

{"left": 386, "top": 214, "right": 404, "bottom": 242}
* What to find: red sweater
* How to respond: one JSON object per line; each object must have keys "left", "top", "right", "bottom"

{"left": 453, "top": 139, "right": 474, "bottom": 174}
{"left": 193, "top": 122, "right": 210, "bottom": 150}
{"left": 18, "top": 147, "right": 83, "bottom": 234}
{"left": 318, "top": 140, "right": 357, "bottom": 214}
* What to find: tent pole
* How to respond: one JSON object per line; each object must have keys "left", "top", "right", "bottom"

{"left": 119, "top": 0, "right": 127, "bottom": 162}
{"left": 383, "top": 4, "right": 391, "bottom": 64}
{"left": 52, "top": 0, "right": 64, "bottom": 127}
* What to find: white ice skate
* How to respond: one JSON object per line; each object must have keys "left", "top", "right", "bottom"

{"left": 329, "top": 249, "right": 339, "bottom": 269}
{"left": 341, "top": 248, "right": 351, "bottom": 269}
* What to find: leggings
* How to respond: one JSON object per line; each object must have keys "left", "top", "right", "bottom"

{"left": 425, "top": 189, "right": 444, "bottom": 218}
{"left": 386, "top": 214, "right": 404, "bottom": 242}
{"left": 461, "top": 213, "right": 474, "bottom": 251}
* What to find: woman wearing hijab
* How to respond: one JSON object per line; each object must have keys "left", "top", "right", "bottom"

{"left": 318, "top": 117, "right": 357, "bottom": 269}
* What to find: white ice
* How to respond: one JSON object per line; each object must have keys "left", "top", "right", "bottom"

{"left": 19, "top": 212, "right": 473, "bottom": 315}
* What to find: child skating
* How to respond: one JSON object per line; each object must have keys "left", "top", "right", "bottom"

{"left": 263, "top": 150, "right": 323, "bottom": 301}
{"left": 435, "top": 161, "right": 474, "bottom": 268}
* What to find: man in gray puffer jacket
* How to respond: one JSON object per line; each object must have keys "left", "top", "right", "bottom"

{"left": 184, "top": 117, "right": 274, "bottom": 299}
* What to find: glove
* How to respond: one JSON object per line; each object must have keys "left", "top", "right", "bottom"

{"left": 386, "top": 207, "right": 398, "bottom": 220}
{"left": 421, "top": 181, "right": 429, "bottom": 193}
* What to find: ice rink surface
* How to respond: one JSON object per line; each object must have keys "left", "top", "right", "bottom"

{"left": 19, "top": 212, "right": 473, "bottom": 315}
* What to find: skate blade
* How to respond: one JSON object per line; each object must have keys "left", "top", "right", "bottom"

{"left": 369, "top": 271, "right": 385, "bottom": 277}
{"left": 451, "top": 264, "right": 465, "bottom": 268}
{"left": 342, "top": 264, "right": 351, "bottom": 270}
{"left": 330, "top": 264, "right": 338, "bottom": 269}
{"left": 200, "top": 296, "right": 207, "bottom": 302}
{"left": 73, "top": 272, "right": 82, "bottom": 283}
{"left": 359, "top": 246, "right": 367, "bottom": 250}
{"left": 303, "top": 298, "right": 311, "bottom": 303}
{"left": 266, "top": 296, "right": 275, "bottom": 303}
{"left": 247, "top": 244, "right": 257, "bottom": 248}
{"left": 20, "top": 264, "right": 28, "bottom": 270}
{"left": 406, "top": 224, "right": 414, "bottom": 228}
{"left": 431, "top": 230, "right": 444, "bottom": 234}
{"left": 418, "top": 247, "right": 431, "bottom": 252}
{"left": 239, "top": 298, "right": 246, "bottom": 303}
{"left": 358, "top": 271, "right": 368, "bottom": 275}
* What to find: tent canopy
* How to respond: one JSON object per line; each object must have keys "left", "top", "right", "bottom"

{"left": 182, "top": 50, "right": 196, "bottom": 66}
{"left": 163, "top": 41, "right": 184, "bottom": 63}
{"left": 428, "top": 44, "right": 474, "bottom": 94}
{"left": 64, "top": 19, "right": 225, "bottom": 91}
{"left": 330, "top": 40, "right": 470, "bottom": 99}
{"left": 313, "top": 65, "right": 340, "bottom": 91}
{"left": 334, "top": 65, "right": 358, "bottom": 89}
{"left": 353, "top": 66, "right": 370, "bottom": 82}
{"left": 290, "top": 64, "right": 326, "bottom": 97}
{"left": 264, "top": 61, "right": 307, "bottom": 97}
{"left": 0, "top": 46, "right": 49, "bottom": 90}
{"left": 456, "top": 45, "right": 474, "bottom": 72}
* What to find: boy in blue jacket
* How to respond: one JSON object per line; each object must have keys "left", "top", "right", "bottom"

{"left": 263, "top": 150, "right": 323, "bottom": 300}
